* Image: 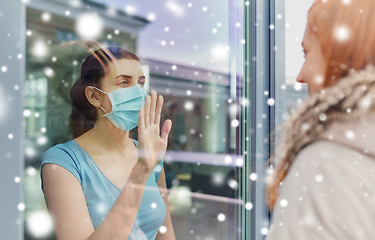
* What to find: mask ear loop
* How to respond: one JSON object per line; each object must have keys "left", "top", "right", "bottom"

{"left": 92, "top": 86, "right": 109, "bottom": 114}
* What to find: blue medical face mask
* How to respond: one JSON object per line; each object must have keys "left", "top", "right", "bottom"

{"left": 93, "top": 84, "right": 147, "bottom": 131}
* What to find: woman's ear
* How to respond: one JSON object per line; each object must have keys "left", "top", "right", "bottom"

{"left": 85, "top": 86, "right": 102, "bottom": 108}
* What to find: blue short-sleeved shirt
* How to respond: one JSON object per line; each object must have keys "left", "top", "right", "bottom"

{"left": 40, "top": 139, "right": 166, "bottom": 240}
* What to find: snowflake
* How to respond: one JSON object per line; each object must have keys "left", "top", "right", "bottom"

{"left": 217, "top": 213, "right": 226, "bottom": 222}
{"left": 280, "top": 199, "right": 288, "bottom": 207}
{"left": 18, "top": 203, "right": 26, "bottom": 211}
{"left": 224, "top": 155, "right": 232, "bottom": 164}
{"left": 261, "top": 228, "right": 268, "bottom": 235}
{"left": 334, "top": 25, "right": 350, "bottom": 42}
{"left": 315, "top": 174, "right": 323, "bottom": 182}
{"left": 267, "top": 98, "right": 275, "bottom": 106}
{"left": 245, "top": 202, "right": 253, "bottom": 210}
{"left": 345, "top": 130, "right": 355, "bottom": 140}
{"left": 249, "top": 173, "right": 258, "bottom": 181}
{"left": 159, "top": 226, "right": 167, "bottom": 234}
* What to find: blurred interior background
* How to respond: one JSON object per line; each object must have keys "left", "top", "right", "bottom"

{"left": 0, "top": 0, "right": 311, "bottom": 239}
{"left": 23, "top": 0, "right": 243, "bottom": 239}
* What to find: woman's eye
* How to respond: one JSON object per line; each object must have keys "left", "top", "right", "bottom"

{"left": 120, "top": 81, "right": 128, "bottom": 85}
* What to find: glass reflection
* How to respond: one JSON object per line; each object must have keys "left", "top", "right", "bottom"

{"left": 24, "top": 0, "right": 244, "bottom": 239}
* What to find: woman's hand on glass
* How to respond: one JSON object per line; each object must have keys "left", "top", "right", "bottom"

{"left": 136, "top": 90, "right": 172, "bottom": 174}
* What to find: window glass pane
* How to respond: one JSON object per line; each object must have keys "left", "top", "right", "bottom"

{"left": 284, "top": 0, "right": 312, "bottom": 115}
{"left": 23, "top": 0, "right": 245, "bottom": 239}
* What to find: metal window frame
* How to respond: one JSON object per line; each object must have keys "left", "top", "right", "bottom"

{"left": 242, "top": 0, "right": 285, "bottom": 239}
{"left": 0, "top": 1, "right": 26, "bottom": 240}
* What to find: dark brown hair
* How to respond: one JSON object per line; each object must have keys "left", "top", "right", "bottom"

{"left": 69, "top": 47, "right": 140, "bottom": 138}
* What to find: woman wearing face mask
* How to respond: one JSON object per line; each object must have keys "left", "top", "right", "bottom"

{"left": 40, "top": 46, "right": 176, "bottom": 240}
{"left": 266, "top": 0, "right": 375, "bottom": 239}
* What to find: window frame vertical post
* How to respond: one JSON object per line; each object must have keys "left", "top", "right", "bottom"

{"left": 0, "top": 1, "right": 26, "bottom": 240}
{"left": 243, "top": 0, "right": 285, "bottom": 239}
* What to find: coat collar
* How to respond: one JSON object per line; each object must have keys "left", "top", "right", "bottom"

{"left": 318, "top": 112, "right": 375, "bottom": 160}
{"left": 278, "top": 65, "right": 375, "bottom": 165}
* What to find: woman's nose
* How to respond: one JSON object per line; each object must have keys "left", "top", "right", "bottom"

{"left": 296, "top": 71, "right": 305, "bottom": 83}
{"left": 296, "top": 79, "right": 305, "bottom": 83}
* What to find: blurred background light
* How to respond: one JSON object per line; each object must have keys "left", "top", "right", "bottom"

{"left": 75, "top": 13, "right": 103, "bottom": 39}
{"left": 166, "top": 1, "right": 185, "bottom": 17}
{"left": 125, "top": 5, "right": 137, "bottom": 15}
{"left": 26, "top": 210, "right": 53, "bottom": 238}
{"left": 211, "top": 45, "right": 228, "bottom": 61}
{"left": 147, "top": 12, "right": 157, "bottom": 21}
{"left": 41, "top": 12, "right": 51, "bottom": 22}
{"left": 212, "top": 172, "right": 224, "bottom": 186}
{"left": 184, "top": 101, "right": 194, "bottom": 111}
{"left": 32, "top": 40, "right": 48, "bottom": 58}
{"left": 43, "top": 67, "right": 55, "bottom": 78}
{"left": 37, "top": 136, "right": 48, "bottom": 145}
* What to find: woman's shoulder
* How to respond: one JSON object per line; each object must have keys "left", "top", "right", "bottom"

{"left": 269, "top": 140, "right": 375, "bottom": 239}
{"left": 42, "top": 140, "right": 81, "bottom": 165}
{"left": 44, "top": 140, "right": 75, "bottom": 154}
{"left": 40, "top": 140, "right": 83, "bottom": 192}
{"left": 285, "top": 139, "right": 375, "bottom": 194}
{"left": 295, "top": 139, "right": 375, "bottom": 168}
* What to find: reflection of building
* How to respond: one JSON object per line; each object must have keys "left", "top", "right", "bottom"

{"left": 25, "top": 0, "right": 149, "bottom": 165}
{"left": 25, "top": 0, "right": 239, "bottom": 166}
{"left": 142, "top": 58, "right": 232, "bottom": 154}
{"left": 23, "top": 1, "right": 242, "bottom": 239}
{"left": 24, "top": 2, "right": 150, "bottom": 239}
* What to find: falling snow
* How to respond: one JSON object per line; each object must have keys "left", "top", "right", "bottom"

{"left": 334, "top": 25, "right": 350, "bottom": 42}
{"left": 159, "top": 225, "right": 167, "bottom": 234}
{"left": 267, "top": 98, "right": 275, "bottom": 106}
{"left": 14, "top": 176, "right": 21, "bottom": 183}
{"left": 245, "top": 202, "right": 253, "bottom": 210}
{"left": 249, "top": 173, "right": 258, "bottom": 181}
{"left": 345, "top": 130, "right": 355, "bottom": 140}
{"left": 76, "top": 13, "right": 103, "bottom": 38}
{"left": 294, "top": 83, "right": 302, "bottom": 91}
{"left": 280, "top": 199, "right": 288, "bottom": 207}
{"left": 224, "top": 155, "right": 232, "bottom": 164}
{"left": 217, "top": 213, "right": 226, "bottom": 222}
{"left": 319, "top": 113, "right": 327, "bottom": 121}
{"left": 261, "top": 227, "right": 269, "bottom": 235}
{"left": 315, "top": 174, "right": 323, "bottom": 182}
{"left": 18, "top": 203, "right": 26, "bottom": 211}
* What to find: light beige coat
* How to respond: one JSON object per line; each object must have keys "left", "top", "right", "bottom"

{"left": 267, "top": 71, "right": 375, "bottom": 239}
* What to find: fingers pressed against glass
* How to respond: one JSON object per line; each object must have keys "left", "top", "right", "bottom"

{"left": 155, "top": 95, "right": 163, "bottom": 125}
{"left": 138, "top": 108, "right": 145, "bottom": 135}
{"left": 144, "top": 95, "right": 151, "bottom": 127}
{"left": 150, "top": 90, "right": 157, "bottom": 124}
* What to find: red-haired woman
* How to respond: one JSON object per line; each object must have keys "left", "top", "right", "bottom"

{"left": 267, "top": 0, "right": 375, "bottom": 239}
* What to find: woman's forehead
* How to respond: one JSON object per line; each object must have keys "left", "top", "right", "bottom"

{"left": 302, "top": 25, "right": 318, "bottom": 47}
{"left": 107, "top": 58, "right": 143, "bottom": 76}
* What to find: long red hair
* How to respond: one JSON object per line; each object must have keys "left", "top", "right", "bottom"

{"left": 268, "top": 0, "right": 375, "bottom": 210}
